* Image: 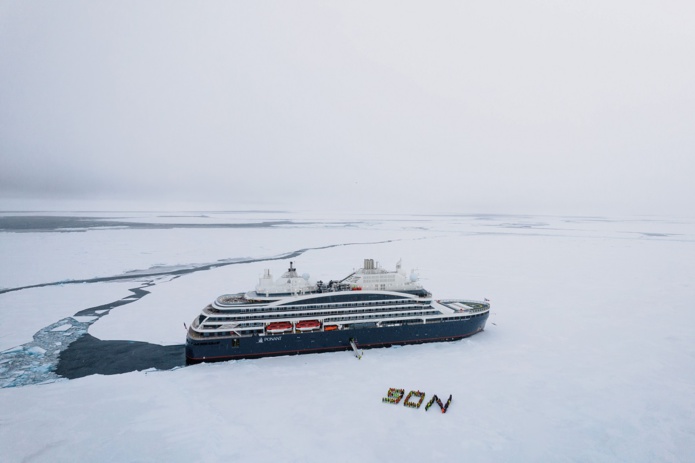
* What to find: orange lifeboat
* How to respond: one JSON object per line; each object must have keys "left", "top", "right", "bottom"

{"left": 324, "top": 324, "right": 339, "bottom": 331}
{"left": 266, "top": 322, "right": 292, "bottom": 334}
{"left": 296, "top": 320, "right": 321, "bottom": 332}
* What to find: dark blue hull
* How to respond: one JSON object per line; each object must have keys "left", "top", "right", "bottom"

{"left": 186, "top": 312, "right": 489, "bottom": 364}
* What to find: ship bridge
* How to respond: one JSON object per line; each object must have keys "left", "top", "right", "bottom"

{"left": 343, "top": 258, "right": 423, "bottom": 292}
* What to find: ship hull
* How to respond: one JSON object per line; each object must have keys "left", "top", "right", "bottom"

{"left": 186, "top": 312, "right": 489, "bottom": 364}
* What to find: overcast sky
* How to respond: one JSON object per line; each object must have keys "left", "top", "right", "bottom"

{"left": 1, "top": 1, "right": 694, "bottom": 215}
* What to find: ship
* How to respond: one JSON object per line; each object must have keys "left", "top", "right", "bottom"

{"left": 185, "top": 259, "right": 490, "bottom": 364}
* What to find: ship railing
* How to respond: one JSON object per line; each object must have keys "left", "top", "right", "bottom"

{"left": 437, "top": 298, "right": 489, "bottom": 306}
{"left": 215, "top": 294, "right": 248, "bottom": 305}
{"left": 323, "top": 309, "right": 437, "bottom": 324}
{"left": 436, "top": 299, "right": 490, "bottom": 311}
{"left": 188, "top": 328, "right": 255, "bottom": 339}
{"left": 219, "top": 300, "right": 431, "bottom": 320}
{"left": 283, "top": 307, "right": 440, "bottom": 324}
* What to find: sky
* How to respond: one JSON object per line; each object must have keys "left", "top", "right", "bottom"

{"left": 1, "top": 1, "right": 694, "bottom": 216}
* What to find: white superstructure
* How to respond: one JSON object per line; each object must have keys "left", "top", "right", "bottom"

{"left": 189, "top": 259, "right": 489, "bottom": 339}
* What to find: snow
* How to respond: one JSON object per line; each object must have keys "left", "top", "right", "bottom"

{"left": 1, "top": 212, "right": 694, "bottom": 462}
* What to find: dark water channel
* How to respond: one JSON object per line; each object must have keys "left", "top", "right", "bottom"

{"left": 56, "top": 335, "right": 185, "bottom": 379}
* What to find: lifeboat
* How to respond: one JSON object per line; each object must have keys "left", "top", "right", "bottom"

{"left": 266, "top": 322, "right": 292, "bottom": 334}
{"left": 296, "top": 320, "right": 321, "bottom": 332}
{"left": 324, "top": 324, "right": 339, "bottom": 331}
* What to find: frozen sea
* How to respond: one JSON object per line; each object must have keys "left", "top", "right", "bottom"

{"left": 1, "top": 211, "right": 694, "bottom": 462}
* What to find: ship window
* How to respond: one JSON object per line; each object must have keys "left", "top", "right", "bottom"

{"left": 232, "top": 339, "right": 240, "bottom": 348}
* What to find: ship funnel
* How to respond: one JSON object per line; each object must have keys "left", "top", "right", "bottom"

{"left": 363, "top": 258, "right": 375, "bottom": 270}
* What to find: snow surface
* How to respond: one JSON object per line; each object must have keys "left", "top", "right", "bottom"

{"left": 1, "top": 212, "right": 694, "bottom": 462}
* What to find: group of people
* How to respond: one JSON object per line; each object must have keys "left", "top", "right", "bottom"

{"left": 403, "top": 390, "right": 426, "bottom": 408}
{"left": 382, "top": 388, "right": 405, "bottom": 404}
{"left": 382, "top": 388, "right": 452, "bottom": 413}
{"left": 424, "top": 394, "right": 453, "bottom": 413}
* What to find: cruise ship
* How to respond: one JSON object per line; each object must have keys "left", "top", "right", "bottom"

{"left": 185, "top": 259, "right": 490, "bottom": 363}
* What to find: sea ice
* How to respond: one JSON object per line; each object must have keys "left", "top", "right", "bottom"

{"left": 26, "top": 346, "right": 46, "bottom": 356}
{"left": 1, "top": 212, "right": 694, "bottom": 462}
{"left": 50, "top": 324, "right": 72, "bottom": 332}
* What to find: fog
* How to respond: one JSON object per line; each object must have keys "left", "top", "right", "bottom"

{"left": 1, "top": 1, "right": 694, "bottom": 215}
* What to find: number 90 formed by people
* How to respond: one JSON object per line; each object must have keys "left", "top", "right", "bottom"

{"left": 383, "top": 388, "right": 452, "bottom": 413}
